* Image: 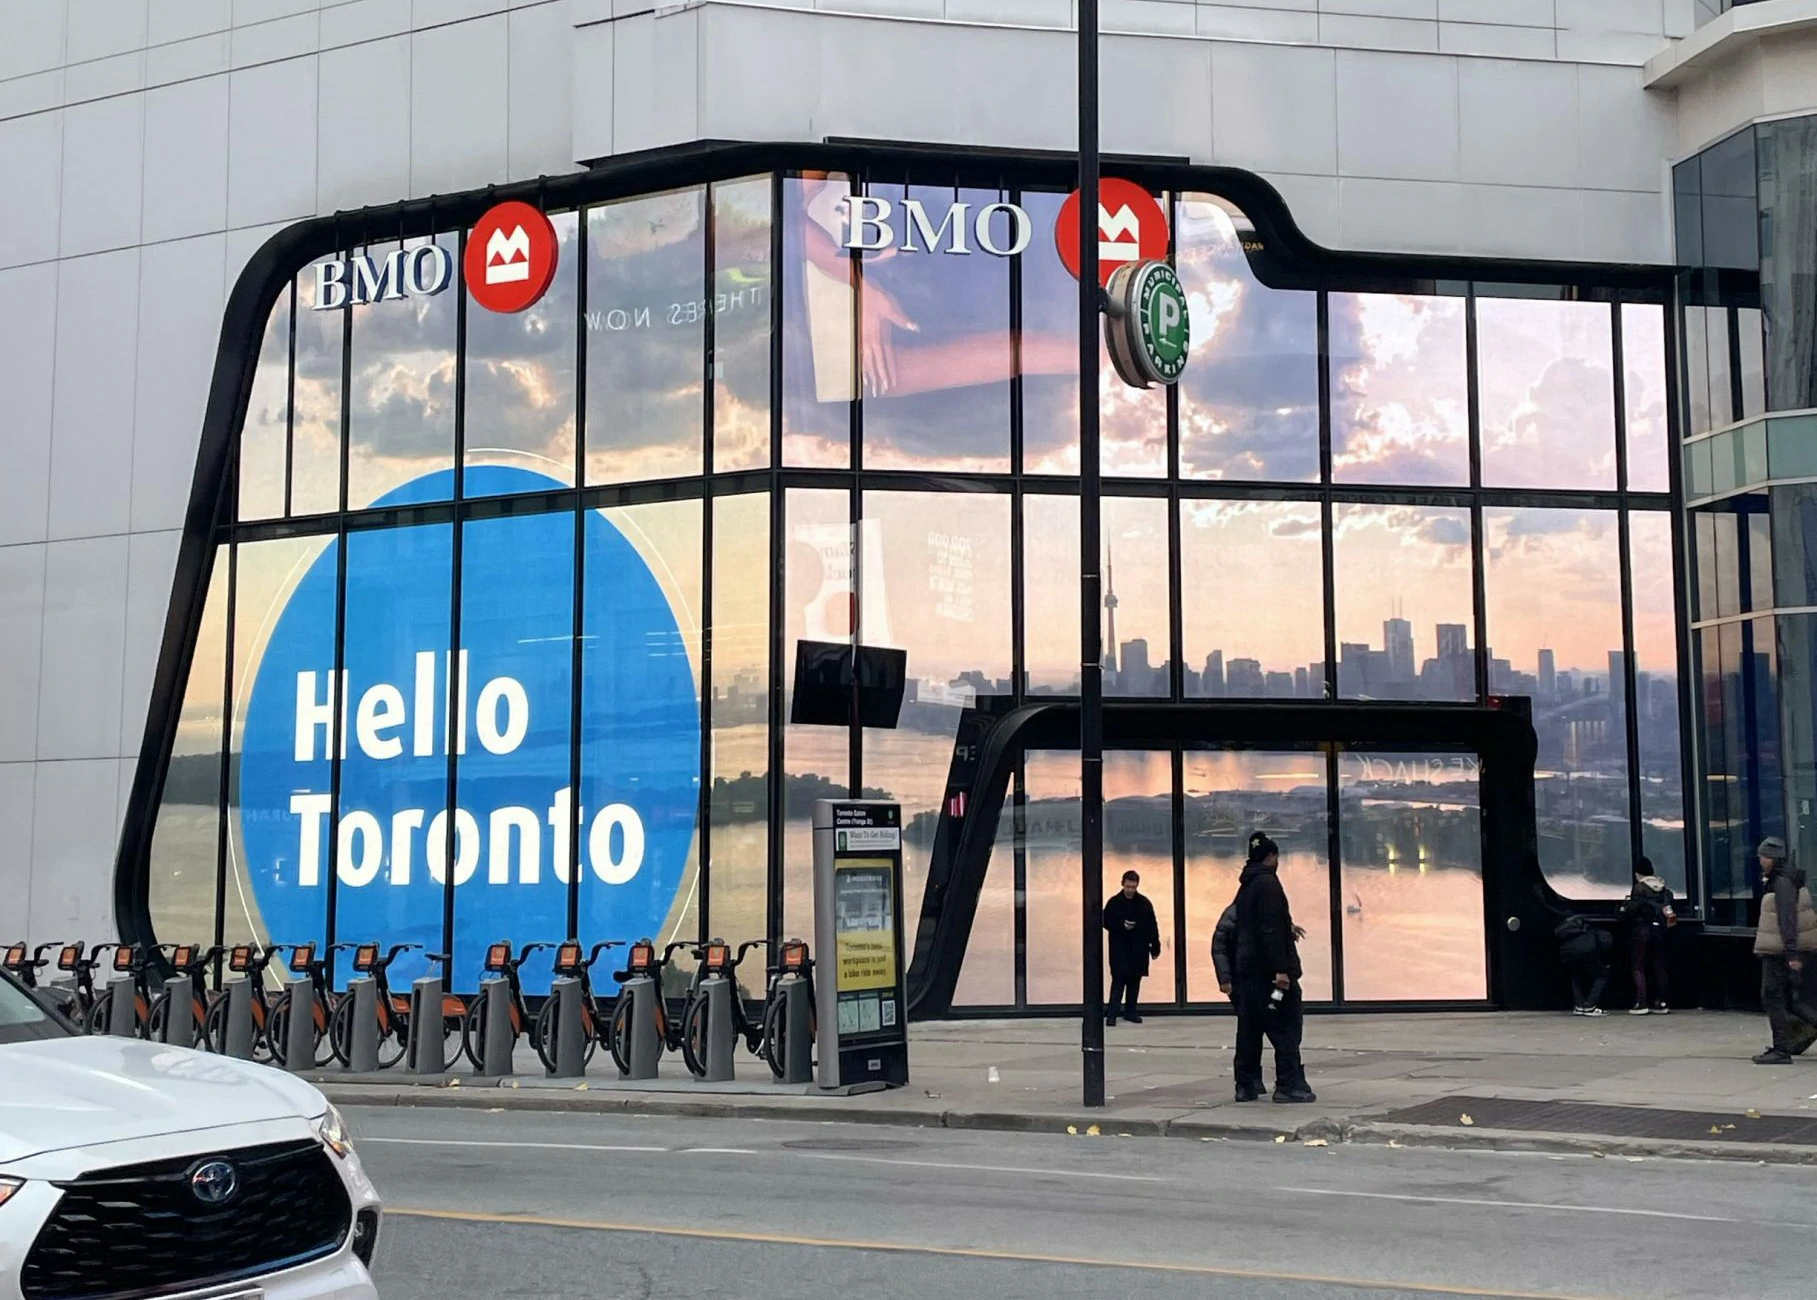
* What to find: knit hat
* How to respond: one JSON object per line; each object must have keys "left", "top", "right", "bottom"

{"left": 1247, "top": 831, "right": 1279, "bottom": 861}
{"left": 1759, "top": 835, "right": 1788, "bottom": 863}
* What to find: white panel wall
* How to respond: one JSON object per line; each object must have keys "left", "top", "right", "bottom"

{"left": 0, "top": 0, "right": 1702, "bottom": 940}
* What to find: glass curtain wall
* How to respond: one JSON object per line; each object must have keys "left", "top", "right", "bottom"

{"left": 141, "top": 166, "right": 1683, "bottom": 1008}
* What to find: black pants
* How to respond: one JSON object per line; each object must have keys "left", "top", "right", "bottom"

{"left": 1233, "top": 977, "right": 1307, "bottom": 1093}
{"left": 1629, "top": 927, "right": 1668, "bottom": 1006}
{"left": 1568, "top": 965, "right": 1608, "bottom": 1010}
{"left": 1107, "top": 972, "right": 1142, "bottom": 1019}
{"left": 1761, "top": 956, "right": 1817, "bottom": 1052}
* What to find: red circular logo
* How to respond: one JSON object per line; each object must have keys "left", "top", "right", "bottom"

{"left": 1054, "top": 179, "right": 1169, "bottom": 287}
{"left": 464, "top": 201, "right": 559, "bottom": 314}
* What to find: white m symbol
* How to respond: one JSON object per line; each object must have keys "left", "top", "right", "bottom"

{"left": 1099, "top": 202, "right": 1141, "bottom": 264}
{"left": 485, "top": 225, "right": 532, "bottom": 284}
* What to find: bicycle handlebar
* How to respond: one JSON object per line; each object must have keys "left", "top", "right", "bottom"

{"left": 32, "top": 943, "right": 59, "bottom": 967}
{"left": 380, "top": 943, "right": 422, "bottom": 968}
{"left": 734, "top": 939, "right": 768, "bottom": 967}
{"left": 587, "top": 941, "right": 626, "bottom": 967}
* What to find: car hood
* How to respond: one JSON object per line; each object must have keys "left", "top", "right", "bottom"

{"left": 0, "top": 1035, "right": 327, "bottom": 1165}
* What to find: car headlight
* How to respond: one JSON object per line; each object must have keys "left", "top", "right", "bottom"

{"left": 316, "top": 1105, "right": 355, "bottom": 1160}
{"left": 0, "top": 1177, "right": 21, "bottom": 1208}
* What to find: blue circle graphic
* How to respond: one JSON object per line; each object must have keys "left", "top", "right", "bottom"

{"left": 238, "top": 466, "right": 700, "bottom": 992}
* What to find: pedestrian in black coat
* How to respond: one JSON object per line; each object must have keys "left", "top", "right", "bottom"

{"left": 1231, "top": 832, "right": 1314, "bottom": 1104}
{"left": 1103, "top": 870, "right": 1161, "bottom": 1024}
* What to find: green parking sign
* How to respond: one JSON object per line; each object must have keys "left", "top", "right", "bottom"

{"left": 1105, "top": 259, "right": 1190, "bottom": 388}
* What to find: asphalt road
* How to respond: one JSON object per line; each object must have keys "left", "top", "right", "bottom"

{"left": 347, "top": 1106, "right": 1817, "bottom": 1300}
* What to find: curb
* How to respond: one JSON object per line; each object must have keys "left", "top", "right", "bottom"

{"left": 320, "top": 1081, "right": 1817, "bottom": 1165}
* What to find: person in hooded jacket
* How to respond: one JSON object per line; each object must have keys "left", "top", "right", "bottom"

{"left": 1102, "top": 870, "right": 1161, "bottom": 1025}
{"left": 1753, "top": 836, "right": 1817, "bottom": 1064}
{"left": 1618, "top": 858, "right": 1676, "bottom": 1015}
{"left": 1231, "top": 832, "right": 1314, "bottom": 1103}
{"left": 1211, "top": 902, "right": 1237, "bottom": 998}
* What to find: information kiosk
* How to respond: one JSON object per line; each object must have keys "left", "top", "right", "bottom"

{"left": 812, "top": 799, "right": 910, "bottom": 1091}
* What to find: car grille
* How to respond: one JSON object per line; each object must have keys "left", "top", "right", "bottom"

{"left": 20, "top": 1137, "right": 352, "bottom": 1300}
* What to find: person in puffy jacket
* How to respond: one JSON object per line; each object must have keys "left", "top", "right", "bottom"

{"left": 1618, "top": 859, "right": 1676, "bottom": 1015}
{"left": 1211, "top": 902, "right": 1237, "bottom": 996}
{"left": 1230, "top": 832, "right": 1313, "bottom": 1104}
{"left": 1753, "top": 837, "right": 1817, "bottom": 1064}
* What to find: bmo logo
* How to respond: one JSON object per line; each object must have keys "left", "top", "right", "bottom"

{"left": 464, "top": 201, "right": 558, "bottom": 314}
{"left": 306, "top": 198, "right": 561, "bottom": 314}
{"left": 1054, "top": 178, "right": 1169, "bottom": 288}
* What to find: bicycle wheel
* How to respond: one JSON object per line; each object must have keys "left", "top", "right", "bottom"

{"left": 326, "top": 993, "right": 355, "bottom": 1067}
{"left": 463, "top": 995, "right": 487, "bottom": 1070}
{"left": 531, "top": 998, "right": 558, "bottom": 1073}
{"left": 607, "top": 994, "right": 633, "bottom": 1075}
{"left": 145, "top": 992, "right": 170, "bottom": 1043}
{"left": 203, "top": 995, "right": 229, "bottom": 1053}
{"left": 87, "top": 988, "right": 113, "bottom": 1035}
{"left": 266, "top": 991, "right": 293, "bottom": 1066}
{"left": 760, "top": 995, "right": 786, "bottom": 1079}
{"left": 680, "top": 996, "right": 707, "bottom": 1078}
{"left": 377, "top": 1003, "right": 408, "bottom": 1070}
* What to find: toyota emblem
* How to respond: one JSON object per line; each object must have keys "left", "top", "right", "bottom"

{"left": 190, "top": 1160, "right": 238, "bottom": 1205}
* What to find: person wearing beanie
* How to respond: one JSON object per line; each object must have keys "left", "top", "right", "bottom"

{"left": 1230, "top": 831, "right": 1314, "bottom": 1104}
{"left": 1753, "top": 836, "right": 1817, "bottom": 1065}
{"left": 1618, "top": 856, "right": 1676, "bottom": 1014}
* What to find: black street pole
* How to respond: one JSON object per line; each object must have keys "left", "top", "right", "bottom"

{"left": 1078, "top": 0, "right": 1105, "bottom": 1110}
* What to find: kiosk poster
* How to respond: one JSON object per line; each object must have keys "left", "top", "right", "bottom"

{"left": 834, "top": 859, "right": 898, "bottom": 1034}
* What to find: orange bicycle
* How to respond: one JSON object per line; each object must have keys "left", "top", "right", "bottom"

{"left": 266, "top": 942, "right": 356, "bottom": 1067}
{"left": 86, "top": 944, "right": 157, "bottom": 1036}
{"left": 463, "top": 941, "right": 553, "bottom": 1071}
{"left": 327, "top": 942, "right": 449, "bottom": 1069}
{"left": 145, "top": 944, "right": 221, "bottom": 1047}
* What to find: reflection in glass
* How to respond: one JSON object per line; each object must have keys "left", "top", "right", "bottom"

{"left": 1019, "top": 190, "right": 1166, "bottom": 475}
{"left": 1776, "top": 615, "right": 1817, "bottom": 879}
{"left": 859, "top": 184, "right": 1011, "bottom": 472}
{"left": 1338, "top": 750, "right": 1486, "bottom": 1001}
{"left": 1102, "top": 496, "right": 1170, "bottom": 697}
{"left": 1333, "top": 504, "right": 1474, "bottom": 701}
{"left": 1330, "top": 293, "right": 1467, "bottom": 485}
{"left": 954, "top": 795, "right": 1016, "bottom": 1006}
{"left": 783, "top": 488, "right": 853, "bottom": 935}
{"left": 291, "top": 269, "right": 344, "bottom": 515}
{"left": 1176, "top": 196, "right": 1317, "bottom": 481}
{"left": 714, "top": 178, "right": 773, "bottom": 474}
{"left": 1682, "top": 301, "right": 1711, "bottom": 437}
{"left": 1105, "top": 751, "right": 1175, "bottom": 1005}
{"left": 781, "top": 175, "right": 853, "bottom": 467}
{"left": 1629, "top": 512, "right": 1686, "bottom": 893}
{"left": 1180, "top": 500, "right": 1324, "bottom": 699}
{"left": 1706, "top": 307, "right": 1734, "bottom": 428}
{"left": 585, "top": 189, "right": 706, "bottom": 484}
{"left": 863, "top": 489, "right": 1011, "bottom": 958}
{"left": 1483, "top": 508, "right": 1630, "bottom": 896}
{"left": 1477, "top": 299, "right": 1615, "bottom": 489}
{"left": 467, "top": 212, "right": 579, "bottom": 487}
{"left": 1739, "top": 307, "right": 1766, "bottom": 417}
{"left": 1622, "top": 304, "right": 1670, "bottom": 492}
{"left": 225, "top": 537, "right": 335, "bottom": 953}
{"left": 583, "top": 499, "right": 703, "bottom": 986}
{"left": 148, "top": 553, "right": 228, "bottom": 946}
{"left": 1023, "top": 750, "right": 1080, "bottom": 1004}
{"left": 711, "top": 493, "right": 770, "bottom": 990}
{"left": 333, "top": 522, "right": 453, "bottom": 994}
{"left": 346, "top": 235, "right": 456, "bottom": 510}
{"left": 1023, "top": 493, "right": 1081, "bottom": 694}
{"left": 239, "top": 291, "right": 290, "bottom": 521}
{"left": 1183, "top": 749, "right": 1331, "bottom": 1002}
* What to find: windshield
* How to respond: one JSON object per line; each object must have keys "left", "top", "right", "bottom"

{"left": 0, "top": 969, "right": 71, "bottom": 1044}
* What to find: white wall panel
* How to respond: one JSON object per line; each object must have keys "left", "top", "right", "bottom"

{"left": 0, "top": 763, "right": 38, "bottom": 929}
{"left": 0, "top": 263, "right": 59, "bottom": 547}
{"left": 119, "top": 530, "right": 180, "bottom": 757}
{"left": 1195, "top": 6, "right": 1318, "bottom": 41}
{"left": 227, "top": 55, "right": 319, "bottom": 227}
{"left": 1459, "top": 180, "right": 1584, "bottom": 258}
{"left": 1210, "top": 41, "right": 1338, "bottom": 175}
{"left": 317, "top": 34, "right": 410, "bottom": 210}
{"left": 411, "top": 13, "right": 510, "bottom": 195}
{"left": 613, "top": 8, "right": 699, "bottom": 154}
{"left": 0, "top": 546, "right": 47, "bottom": 763}
{"left": 1103, "top": 37, "right": 1211, "bottom": 159}
{"left": 37, "top": 535, "right": 129, "bottom": 762}
{"left": 1459, "top": 58, "right": 1579, "bottom": 188}
{"left": 1579, "top": 64, "right": 1671, "bottom": 193}
{"left": 1335, "top": 49, "right": 1459, "bottom": 181}
{"left": 0, "top": 0, "right": 68, "bottom": 83}
{"left": 0, "top": 113, "right": 63, "bottom": 270}
{"left": 67, "top": 0, "right": 147, "bottom": 63}
{"left": 150, "top": 0, "right": 233, "bottom": 45}
{"left": 321, "top": 0, "right": 411, "bottom": 46}
{"left": 28, "top": 758, "right": 121, "bottom": 939}
{"left": 133, "top": 235, "right": 225, "bottom": 534}
{"left": 1336, "top": 174, "right": 1466, "bottom": 251}
{"left": 59, "top": 94, "right": 146, "bottom": 258}
{"left": 141, "top": 75, "right": 231, "bottom": 244}
{"left": 508, "top": 1, "right": 577, "bottom": 179}
{"left": 48, "top": 249, "right": 138, "bottom": 541}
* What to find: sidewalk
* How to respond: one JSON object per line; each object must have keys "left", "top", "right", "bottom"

{"left": 316, "top": 1010, "right": 1817, "bottom": 1164}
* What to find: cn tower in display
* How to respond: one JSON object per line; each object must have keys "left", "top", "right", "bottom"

{"left": 1103, "top": 554, "right": 1119, "bottom": 675}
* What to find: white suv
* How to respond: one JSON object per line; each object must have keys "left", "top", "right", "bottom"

{"left": 0, "top": 968, "right": 381, "bottom": 1300}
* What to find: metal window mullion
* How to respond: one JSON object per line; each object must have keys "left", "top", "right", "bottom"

{"left": 1013, "top": 759, "right": 1028, "bottom": 1008}
{"left": 1665, "top": 289, "right": 1704, "bottom": 911}
{"left": 1170, "top": 745, "right": 1186, "bottom": 1006}
{"left": 322, "top": 268, "right": 356, "bottom": 981}
{"left": 700, "top": 184, "right": 717, "bottom": 944}
{"left": 1465, "top": 286, "right": 1489, "bottom": 703}
{"left": 765, "top": 171, "right": 786, "bottom": 950}
{"left": 1317, "top": 292, "right": 1337, "bottom": 699}
{"left": 569, "top": 206, "right": 589, "bottom": 939}
{"left": 444, "top": 229, "right": 469, "bottom": 966}
{"left": 1326, "top": 742, "right": 1345, "bottom": 1005}
{"left": 848, "top": 174, "right": 864, "bottom": 801}
{"left": 211, "top": 542, "right": 238, "bottom": 984}
{"left": 1613, "top": 304, "right": 1645, "bottom": 864}
{"left": 284, "top": 281, "right": 296, "bottom": 517}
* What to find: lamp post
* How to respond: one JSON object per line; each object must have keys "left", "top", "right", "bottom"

{"left": 1077, "top": 0, "right": 1106, "bottom": 1110}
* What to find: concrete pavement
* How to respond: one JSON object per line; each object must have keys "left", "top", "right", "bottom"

{"left": 314, "top": 1010, "right": 1817, "bottom": 1164}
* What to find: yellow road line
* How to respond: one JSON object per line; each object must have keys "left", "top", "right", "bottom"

{"left": 387, "top": 1205, "right": 1617, "bottom": 1300}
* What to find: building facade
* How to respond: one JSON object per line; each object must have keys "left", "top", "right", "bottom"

{"left": 0, "top": 0, "right": 1808, "bottom": 1008}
